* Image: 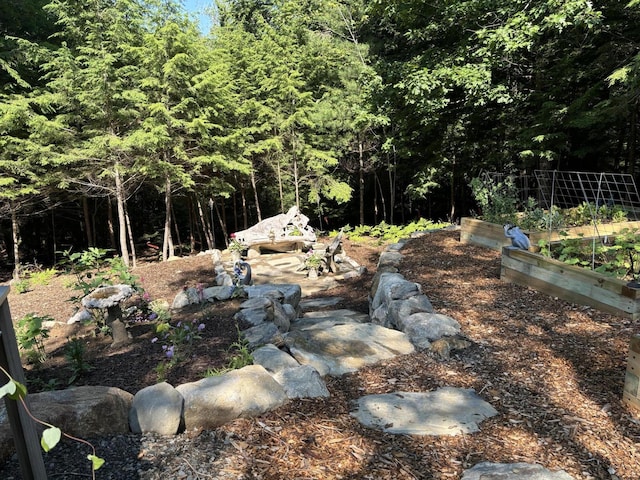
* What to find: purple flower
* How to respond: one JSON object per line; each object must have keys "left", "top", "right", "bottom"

{"left": 197, "top": 323, "right": 205, "bottom": 332}
{"left": 165, "top": 346, "right": 174, "bottom": 359}
{"left": 148, "top": 312, "right": 158, "bottom": 321}
{"left": 151, "top": 337, "right": 158, "bottom": 344}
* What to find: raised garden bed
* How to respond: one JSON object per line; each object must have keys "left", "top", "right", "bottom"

{"left": 460, "top": 217, "right": 640, "bottom": 251}
{"left": 500, "top": 246, "right": 640, "bottom": 319}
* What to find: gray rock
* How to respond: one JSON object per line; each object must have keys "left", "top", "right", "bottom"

{"left": 129, "top": 382, "right": 183, "bottom": 435}
{"left": 240, "top": 297, "right": 273, "bottom": 310}
{"left": 245, "top": 284, "right": 301, "bottom": 309}
{"left": 397, "top": 312, "right": 461, "bottom": 341}
{"left": 253, "top": 344, "right": 300, "bottom": 373}
{"left": 171, "top": 288, "right": 200, "bottom": 309}
{"left": 271, "top": 301, "right": 291, "bottom": 332}
{"left": 273, "top": 365, "right": 330, "bottom": 399}
{"left": 202, "top": 286, "right": 233, "bottom": 301}
{"left": 299, "top": 297, "right": 344, "bottom": 310}
{"left": 242, "top": 322, "right": 282, "bottom": 349}
{"left": 67, "top": 308, "right": 93, "bottom": 324}
{"left": 387, "top": 294, "right": 434, "bottom": 322}
{"left": 461, "top": 462, "right": 575, "bottom": 480}
{"left": 281, "top": 303, "right": 298, "bottom": 322}
{"left": 0, "top": 386, "right": 132, "bottom": 461}
{"left": 290, "top": 315, "right": 363, "bottom": 332}
{"left": 234, "top": 307, "right": 269, "bottom": 326}
{"left": 386, "top": 242, "right": 407, "bottom": 252}
{"left": 285, "top": 323, "right": 415, "bottom": 376}
{"left": 377, "top": 250, "right": 404, "bottom": 268}
{"left": 351, "top": 387, "right": 497, "bottom": 436}
{"left": 215, "top": 272, "right": 233, "bottom": 286}
{"left": 370, "top": 304, "right": 394, "bottom": 329}
{"left": 176, "top": 365, "right": 288, "bottom": 430}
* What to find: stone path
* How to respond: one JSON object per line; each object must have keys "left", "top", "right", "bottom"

{"left": 230, "top": 240, "right": 575, "bottom": 480}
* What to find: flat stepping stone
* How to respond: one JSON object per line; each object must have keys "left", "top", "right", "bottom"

{"left": 285, "top": 323, "right": 415, "bottom": 376}
{"left": 461, "top": 462, "right": 574, "bottom": 479}
{"left": 299, "top": 297, "right": 344, "bottom": 310}
{"left": 350, "top": 387, "right": 497, "bottom": 435}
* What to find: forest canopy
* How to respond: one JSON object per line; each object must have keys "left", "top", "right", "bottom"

{"left": 1, "top": 0, "right": 640, "bottom": 272}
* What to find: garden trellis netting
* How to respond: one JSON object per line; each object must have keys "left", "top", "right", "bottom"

{"left": 484, "top": 170, "right": 640, "bottom": 272}
{"left": 534, "top": 170, "right": 640, "bottom": 272}
{"left": 534, "top": 170, "right": 640, "bottom": 221}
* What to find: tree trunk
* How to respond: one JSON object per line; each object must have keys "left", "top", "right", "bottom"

{"left": 388, "top": 147, "right": 396, "bottom": 224}
{"left": 114, "top": 166, "right": 130, "bottom": 267}
{"left": 359, "top": 139, "right": 365, "bottom": 226}
{"left": 240, "top": 183, "right": 248, "bottom": 229}
{"left": 276, "top": 157, "right": 285, "bottom": 213}
{"left": 107, "top": 197, "right": 116, "bottom": 250}
{"left": 82, "top": 196, "right": 94, "bottom": 247}
{"left": 124, "top": 197, "right": 137, "bottom": 269}
{"left": 213, "top": 198, "right": 229, "bottom": 247}
{"left": 375, "top": 171, "right": 387, "bottom": 223}
{"left": 196, "top": 197, "right": 214, "bottom": 250}
{"left": 293, "top": 153, "right": 300, "bottom": 210}
{"left": 162, "top": 175, "right": 174, "bottom": 261}
{"left": 250, "top": 165, "right": 262, "bottom": 222}
{"left": 170, "top": 204, "right": 183, "bottom": 256}
{"left": 10, "top": 204, "right": 21, "bottom": 280}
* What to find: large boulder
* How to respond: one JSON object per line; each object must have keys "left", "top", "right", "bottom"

{"left": 176, "top": 365, "right": 288, "bottom": 430}
{"left": 129, "top": 382, "right": 184, "bottom": 435}
{"left": 0, "top": 386, "right": 132, "bottom": 461}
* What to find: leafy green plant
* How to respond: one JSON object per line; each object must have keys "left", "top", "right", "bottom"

{"left": 341, "top": 218, "right": 449, "bottom": 245}
{"left": 65, "top": 338, "right": 93, "bottom": 385}
{"left": 13, "top": 278, "right": 31, "bottom": 294}
{"left": 60, "top": 248, "right": 142, "bottom": 303}
{"left": 27, "top": 267, "right": 59, "bottom": 286}
{"left": 202, "top": 331, "right": 253, "bottom": 377}
{"left": 469, "top": 174, "right": 519, "bottom": 225}
{"left": 16, "top": 313, "right": 51, "bottom": 365}
{"left": 548, "top": 228, "right": 640, "bottom": 281}
{"left": 152, "top": 318, "right": 206, "bottom": 379}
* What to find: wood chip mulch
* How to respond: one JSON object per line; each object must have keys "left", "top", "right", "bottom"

{"left": 2, "top": 230, "right": 640, "bottom": 479}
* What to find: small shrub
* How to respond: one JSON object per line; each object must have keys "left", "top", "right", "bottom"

{"left": 28, "top": 267, "right": 59, "bottom": 286}
{"left": 469, "top": 174, "right": 519, "bottom": 225}
{"left": 65, "top": 338, "right": 93, "bottom": 385}
{"left": 16, "top": 313, "right": 51, "bottom": 364}
{"left": 13, "top": 279, "right": 31, "bottom": 294}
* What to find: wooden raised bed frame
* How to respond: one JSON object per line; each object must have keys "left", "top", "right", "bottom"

{"left": 460, "top": 217, "right": 640, "bottom": 251}
{"left": 500, "top": 246, "right": 640, "bottom": 320}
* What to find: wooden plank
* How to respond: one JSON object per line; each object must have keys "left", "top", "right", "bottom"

{"left": 503, "top": 247, "right": 629, "bottom": 297}
{"left": 462, "top": 217, "right": 640, "bottom": 251}
{"left": 0, "top": 287, "right": 47, "bottom": 479}
{"left": 501, "top": 265, "right": 638, "bottom": 318}
{"left": 624, "top": 336, "right": 640, "bottom": 418}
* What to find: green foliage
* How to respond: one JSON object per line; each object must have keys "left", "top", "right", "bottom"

{"left": 341, "top": 218, "right": 449, "bottom": 245}
{"left": 13, "top": 278, "right": 31, "bottom": 294}
{"left": 64, "top": 338, "right": 93, "bottom": 385}
{"left": 60, "top": 248, "right": 142, "bottom": 306}
{"left": 16, "top": 313, "right": 51, "bottom": 364}
{"left": 203, "top": 330, "right": 253, "bottom": 377}
{"left": 469, "top": 175, "right": 518, "bottom": 225}
{"left": 27, "top": 268, "right": 59, "bottom": 286}
{"left": 152, "top": 316, "right": 205, "bottom": 379}
{"left": 549, "top": 228, "right": 640, "bottom": 280}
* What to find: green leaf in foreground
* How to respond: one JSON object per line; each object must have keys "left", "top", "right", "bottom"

{"left": 88, "top": 454, "right": 105, "bottom": 470}
{"left": 41, "top": 427, "right": 61, "bottom": 452}
{"left": 0, "top": 380, "right": 16, "bottom": 399}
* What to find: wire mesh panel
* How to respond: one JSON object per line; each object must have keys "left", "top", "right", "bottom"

{"left": 534, "top": 170, "right": 640, "bottom": 221}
